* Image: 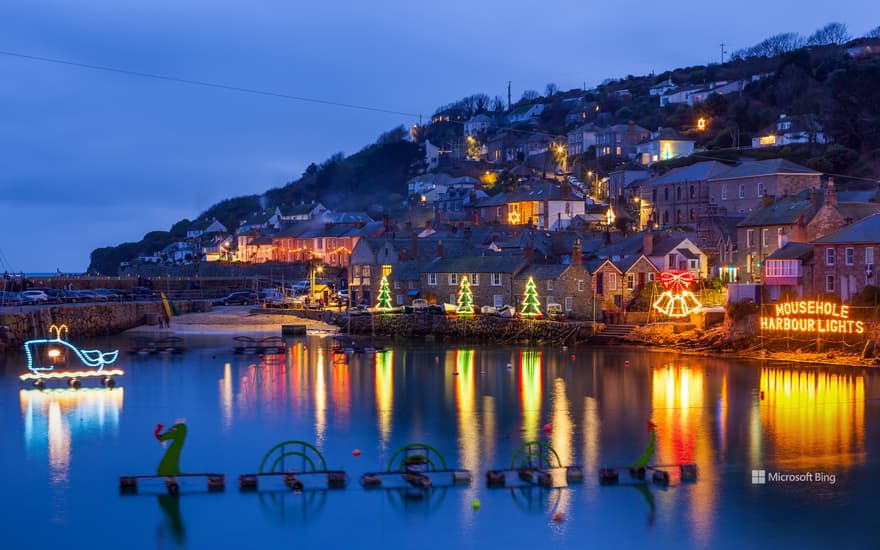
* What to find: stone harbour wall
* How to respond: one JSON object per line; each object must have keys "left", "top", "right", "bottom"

{"left": 0, "top": 301, "right": 204, "bottom": 352}
{"left": 290, "top": 310, "right": 597, "bottom": 345}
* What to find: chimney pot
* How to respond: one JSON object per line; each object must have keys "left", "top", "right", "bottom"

{"left": 643, "top": 232, "right": 654, "bottom": 256}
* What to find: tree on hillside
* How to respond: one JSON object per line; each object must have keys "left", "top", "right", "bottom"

{"left": 544, "top": 82, "right": 558, "bottom": 97}
{"left": 866, "top": 26, "right": 880, "bottom": 39}
{"left": 732, "top": 32, "right": 804, "bottom": 59}
{"left": 519, "top": 90, "right": 540, "bottom": 103}
{"left": 807, "top": 22, "right": 851, "bottom": 46}
{"left": 491, "top": 95, "right": 506, "bottom": 112}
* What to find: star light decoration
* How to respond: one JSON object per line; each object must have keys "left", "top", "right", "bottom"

{"left": 652, "top": 271, "right": 702, "bottom": 318}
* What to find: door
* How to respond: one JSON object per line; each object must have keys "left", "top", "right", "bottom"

{"left": 596, "top": 273, "right": 604, "bottom": 295}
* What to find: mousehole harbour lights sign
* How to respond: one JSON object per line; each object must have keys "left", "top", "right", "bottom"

{"left": 760, "top": 300, "right": 865, "bottom": 335}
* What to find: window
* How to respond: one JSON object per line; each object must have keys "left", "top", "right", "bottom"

{"left": 747, "top": 229, "right": 755, "bottom": 248}
{"left": 757, "top": 182, "right": 764, "bottom": 197}
{"left": 739, "top": 184, "right": 745, "bottom": 199}
{"left": 867, "top": 248, "right": 875, "bottom": 266}
{"left": 676, "top": 187, "right": 682, "bottom": 200}
{"left": 647, "top": 272, "right": 655, "bottom": 282}
{"left": 615, "top": 146, "right": 622, "bottom": 156}
{"left": 428, "top": 273, "right": 437, "bottom": 286}
{"left": 471, "top": 273, "right": 480, "bottom": 286}
{"left": 382, "top": 264, "right": 392, "bottom": 277}
{"left": 688, "top": 259, "right": 698, "bottom": 271}
{"left": 449, "top": 294, "right": 457, "bottom": 304}
{"left": 546, "top": 280, "right": 553, "bottom": 291}
{"left": 607, "top": 273, "right": 618, "bottom": 290}
{"left": 721, "top": 185, "right": 728, "bottom": 200}
{"left": 393, "top": 280, "right": 400, "bottom": 289}
{"left": 690, "top": 208, "right": 696, "bottom": 221}
{"left": 690, "top": 185, "right": 695, "bottom": 199}
{"left": 825, "top": 275, "right": 835, "bottom": 292}
{"left": 825, "top": 248, "right": 835, "bottom": 266}
{"left": 577, "top": 280, "right": 585, "bottom": 292}
{"left": 845, "top": 247, "right": 854, "bottom": 265}
{"left": 491, "top": 273, "right": 502, "bottom": 286}
{"left": 664, "top": 188, "right": 670, "bottom": 201}
{"left": 316, "top": 238, "right": 324, "bottom": 250}
{"left": 396, "top": 295, "right": 403, "bottom": 305}
{"left": 564, "top": 297, "right": 573, "bottom": 312}
{"left": 494, "top": 295, "right": 503, "bottom": 308}
{"left": 766, "top": 259, "right": 798, "bottom": 277}
{"left": 547, "top": 296, "right": 555, "bottom": 306}
{"left": 362, "top": 265, "right": 371, "bottom": 277}
{"left": 626, "top": 274, "right": 635, "bottom": 290}
{"left": 496, "top": 206, "right": 502, "bottom": 218}
{"left": 448, "top": 273, "right": 458, "bottom": 286}
{"left": 762, "top": 228, "right": 769, "bottom": 248}
{"left": 353, "top": 265, "right": 361, "bottom": 277}
{"left": 668, "top": 254, "right": 677, "bottom": 268}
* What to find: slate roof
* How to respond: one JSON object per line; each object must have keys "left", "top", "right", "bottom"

{"left": 813, "top": 214, "right": 880, "bottom": 244}
{"left": 737, "top": 196, "right": 815, "bottom": 228}
{"left": 767, "top": 242, "right": 814, "bottom": 260}
{"left": 515, "top": 264, "right": 570, "bottom": 280}
{"left": 389, "top": 261, "right": 422, "bottom": 281}
{"left": 650, "top": 233, "right": 699, "bottom": 257}
{"left": 708, "top": 159, "right": 820, "bottom": 181}
{"left": 645, "top": 161, "right": 731, "bottom": 186}
{"left": 425, "top": 255, "right": 526, "bottom": 274}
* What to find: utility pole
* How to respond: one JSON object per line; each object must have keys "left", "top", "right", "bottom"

{"left": 720, "top": 43, "right": 726, "bottom": 64}
{"left": 508, "top": 81, "right": 512, "bottom": 110}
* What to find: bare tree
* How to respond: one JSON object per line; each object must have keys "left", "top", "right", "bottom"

{"left": 807, "top": 22, "right": 851, "bottom": 46}
{"left": 520, "top": 90, "right": 540, "bottom": 102}
{"left": 491, "top": 95, "right": 506, "bottom": 113}
{"left": 545, "top": 82, "right": 559, "bottom": 97}
{"left": 734, "top": 32, "right": 804, "bottom": 59}
{"left": 866, "top": 25, "right": 880, "bottom": 39}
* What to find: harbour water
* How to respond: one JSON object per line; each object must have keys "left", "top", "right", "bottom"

{"left": 2, "top": 335, "right": 879, "bottom": 549}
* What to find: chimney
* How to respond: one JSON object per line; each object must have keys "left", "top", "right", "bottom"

{"left": 524, "top": 244, "right": 533, "bottom": 264}
{"left": 437, "top": 240, "right": 443, "bottom": 258}
{"left": 778, "top": 230, "right": 788, "bottom": 249}
{"left": 810, "top": 188, "right": 821, "bottom": 208}
{"left": 412, "top": 232, "right": 419, "bottom": 259}
{"left": 762, "top": 193, "right": 774, "bottom": 208}
{"left": 643, "top": 231, "right": 654, "bottom": 256}
{"left": 572, "top": 239, "right": 582, "bottom": 265}
{"left": 825, "top": 177, "right": 837, "bottom": 208}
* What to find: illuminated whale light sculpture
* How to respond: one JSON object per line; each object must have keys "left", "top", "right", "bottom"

{"left": 20, "top": 324, "right": 123, "bottom": 388}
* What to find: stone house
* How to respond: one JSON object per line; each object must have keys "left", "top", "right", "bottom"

{"left": 705, "top": 159, "right": 822, "bottom": 216}
{"left": 589, "top": 254, "right": 659, "bottom": 312}
{"left": 811, "top": 214, "right": 880, "bottom": 302}
{"left": 639, "top": 161, "right": 730, "bottom": 228}
{"left": 566, "top": 123, "right": 602, "bottom": 155}
{"left": 473, "top": 183, "right": 585, "bottom": 230}
{"left": 420, "top": 255, "right": 528, "bottom": 309}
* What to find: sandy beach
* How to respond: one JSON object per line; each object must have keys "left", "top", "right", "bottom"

{"left": 124, "top": 305, "right": 338, "bottom": 335}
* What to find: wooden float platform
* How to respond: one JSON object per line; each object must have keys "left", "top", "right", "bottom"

{"left": 359, "top": 468, "right": 472, "bottom": 489}
{"left": 119, "top": 473, "right": 226, "bottom": 494}
{"left": 238, "top": 470, "right": 347, "bottom": 491}
{"left": 486, "top": 465, "right": 584, "bottom": 489}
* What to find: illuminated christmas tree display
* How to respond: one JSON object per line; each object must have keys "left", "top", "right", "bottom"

{"left": 376, "top": 275, "right": 393, "bottom": 311}
{"left": 520, "top": 276, "right": 542, "bottom": 318}
{"left": 457, "top": 276, "right": 475, "bottom": 315}
{"left": 652, "top": 271, "right": 702, "bottom": 318}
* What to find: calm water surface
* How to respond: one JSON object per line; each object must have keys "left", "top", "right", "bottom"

{"left": 2, "top": 334, "right": 879, "bottom": 549}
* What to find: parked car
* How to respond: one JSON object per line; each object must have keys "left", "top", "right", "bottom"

{"left": 74, "top": 289, "right": 106, "bottom": 302}
{"left": 546, "top": 303, "right": 566, "bottom": 321}
{"left": 128, "top": 286, "right": 157, "bottom": 300}
{"left": 412, "top": 298, "right": 429, "bottom": 311}
{"left": 214, "top": 291, "right": 258, "bottom": 306}
{"left": 44, "top": 288, "right": 77, "bottom": 303}
{"left": 0, "top": 291, "right": 22, "bottom": 305}
{"left": 20, "top": 290, "right": 49, "bottom": 303}
{"left": 94, "top": 288, "right": 122, "bottom": 301}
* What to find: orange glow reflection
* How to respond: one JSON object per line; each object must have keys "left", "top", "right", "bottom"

{"left": 455, "top": 349, "right": 480, "bottom": 520}
{"left": 760, "top": 368, "right": 865, "bottom": 468}
{"left": 375, "top": 350, "right": 394, "bottom": 448}
{"left": 519, "top": 350, "right": 542, "bottom": 441}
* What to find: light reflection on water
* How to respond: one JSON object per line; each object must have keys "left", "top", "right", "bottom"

{"left": 3, "top": 336, "right": 879, "bottom": 549}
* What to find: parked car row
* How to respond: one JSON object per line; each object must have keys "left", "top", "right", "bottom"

{"left": 0, "top": 286, "right": 159, "bottom": 306}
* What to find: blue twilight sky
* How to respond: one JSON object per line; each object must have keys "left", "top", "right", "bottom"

{"left": 0, "top": 1, "right": 876, "bottom": 272}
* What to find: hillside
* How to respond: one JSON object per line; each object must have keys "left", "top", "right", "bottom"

{"left": 88, "top": 23, "right": 880, "bottom": 275}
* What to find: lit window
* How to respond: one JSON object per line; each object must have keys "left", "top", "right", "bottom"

{"left": 362, "top": 265, "right": 371, "bottom": 277}
{"left": 626, "top": 274, "right": 635, "bottom": 290}
{"left": 382, "top": 264, "right": 392, "bottom": 277}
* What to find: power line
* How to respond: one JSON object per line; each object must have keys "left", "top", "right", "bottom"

{"left": 0, "top": 49, "right": 423, "bottom": 119}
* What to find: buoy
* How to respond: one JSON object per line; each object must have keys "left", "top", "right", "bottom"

{"left": 552, "top": 512, "right": 565, "bottom": 523}
{"left": 543, "top": 423, "right": 552, "bottom": 434}
{"left": 570, "top": 354, "right": 576, "bottom": 360}
{"left": 352, "top": 449, "right": 361, "bottom": 457}
{"left": 624, "top": 360, "right": 630, "bottom": 366}
{"left": 506, "top": 363, "right": 512, "bottom": 369}
{"left": 472, "top": 498, "right": 481, "bottom": 510}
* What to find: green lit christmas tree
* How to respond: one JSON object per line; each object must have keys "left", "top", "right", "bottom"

{"left": 457, "top": 276, "right": 474, "bottom": 315}
{"left": 520, "top": 276, "right": 542, "bottom": 318}
{"left": 376, "top": 275, "right": 393, "bottom": 310}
